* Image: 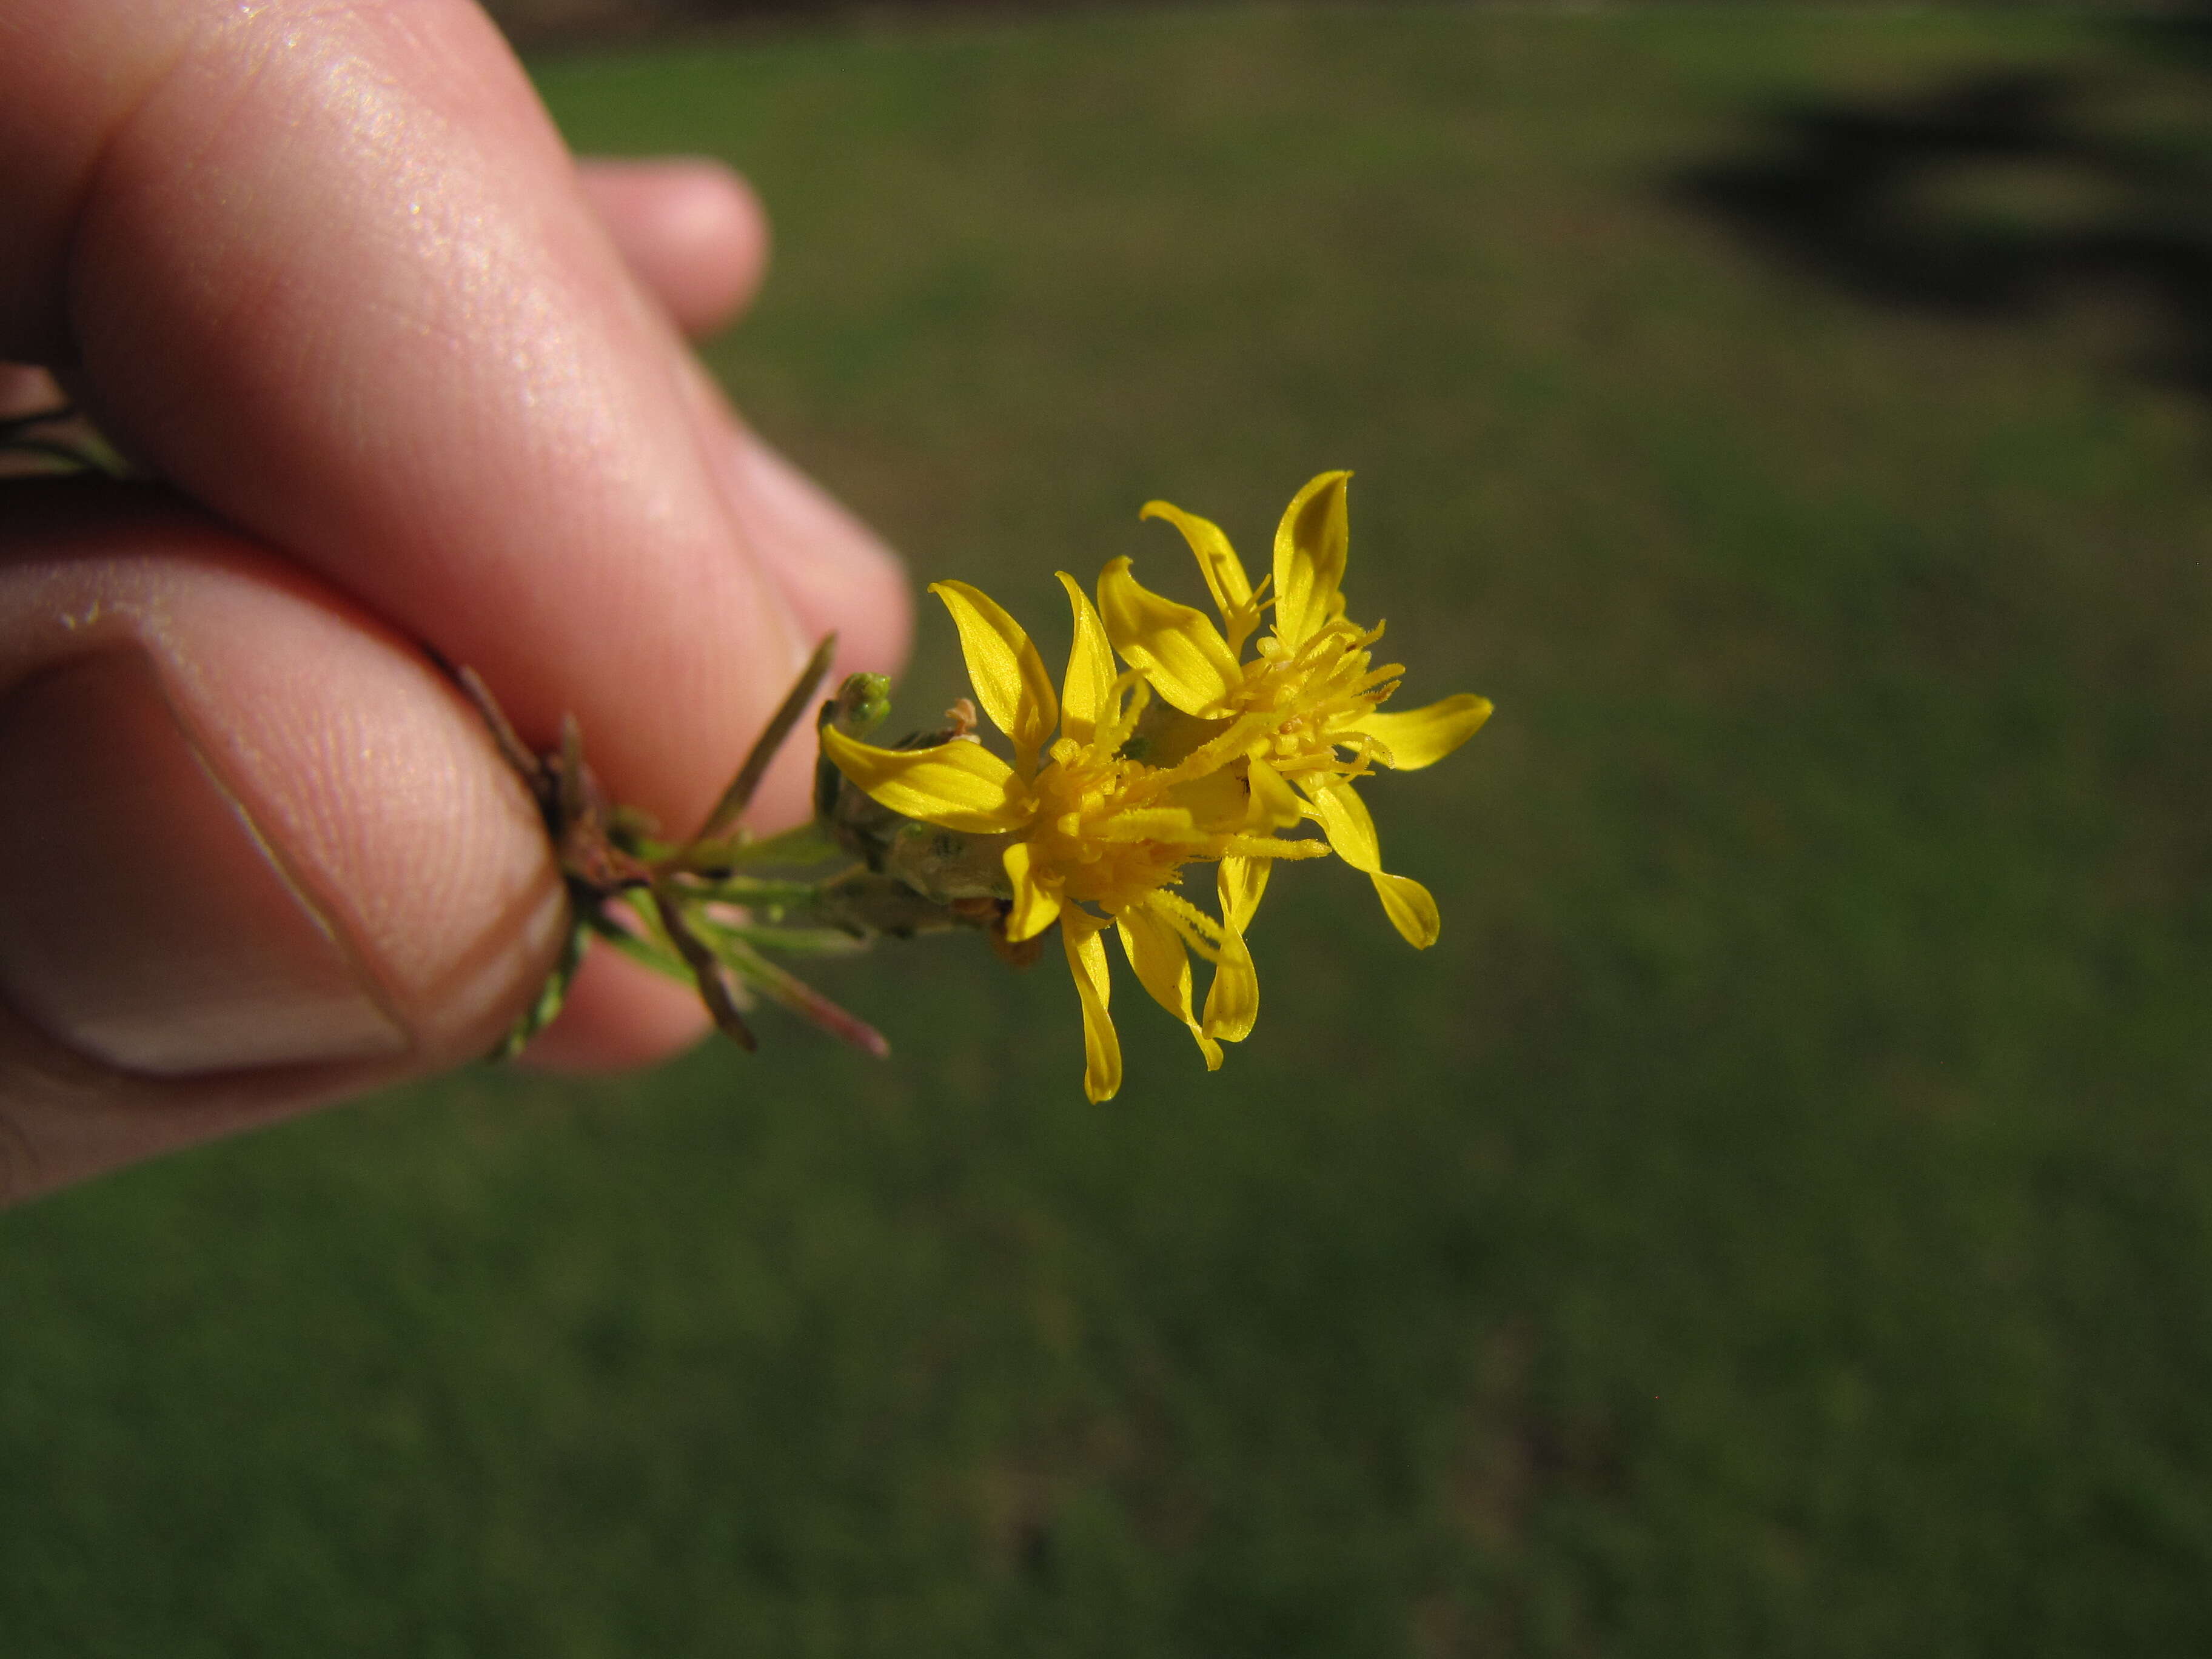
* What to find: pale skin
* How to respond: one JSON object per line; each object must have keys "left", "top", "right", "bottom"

{"left": 0, "top": 0, "right": 915, "bottom": 1204}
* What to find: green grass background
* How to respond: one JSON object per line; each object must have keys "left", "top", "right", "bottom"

{"left": 6, "top": 8, "right": 2212, "bottom": 1652}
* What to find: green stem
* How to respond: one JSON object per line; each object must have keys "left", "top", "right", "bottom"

{"left": 692, "top": 635, "right": 838, "bottom": 844}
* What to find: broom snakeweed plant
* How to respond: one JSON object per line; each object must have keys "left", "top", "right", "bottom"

{"left": 482, "top": 472, "right": 1493, "bottom": 1098}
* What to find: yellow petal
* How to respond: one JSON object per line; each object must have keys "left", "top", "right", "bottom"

{"left": 1097, "top": 557, "right": 1244, "bottom": 717}
{"left": 930, "top": 580, "right": 1057, "bottom": 773}
{"left": 1163, "top": 768, "right": 1248, "bottom": 832}
{"left": 1272, "top": 471, "right": 1352, "bottom": 651}
{"left": 1350, "top": 694, "right": 1492, "bottom": 771}
{"left": 1219, "top": 854, "right": 1272, "bottom": 933}
{"left": 821, "top": 726, "right": 1029, "bottom": 834}
{"left": 1139, "top": 500, "right": 1264, "bottom": 655}
{"left": 1118, "top": 899, "right": 1224, "bottom": 1070}
{"left": 1307, "top": 776, "right": 1383, "bottom": 872}
{"left": 1002, "top": 840, "right": 1063, "bottom": 942}
{"left": 1245, "top": 756, "right": 1303, "bottom": 831}
{"left": 1055, "top": 572, "right": 1115, "bottom": 747}
{"left": 1372, "top": 871, "right": 1441, "bottom": 950}
{"left": 1308, "top": 779, "right": 1440, "bottom": 948}
{"left": 1062, "top": 911, "right": 1122, "bottom": 1102}
{"left": 1201, "top": 907, "right": 1259, "bottom": 1044}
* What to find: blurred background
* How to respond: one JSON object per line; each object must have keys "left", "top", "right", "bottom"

{"left": 7, "top": 4, "right": 2212, "bottom": 1652}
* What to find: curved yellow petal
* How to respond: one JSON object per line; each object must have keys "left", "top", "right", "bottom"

{"left": 1245, "top": 756, "right": 1303, "bottom": 832}
{"left": 821, "top": 726, "right": 1030, "bottom": 834}
{"left": 1062, "top": 911, "right": 1122, "bottom": 1102}
{"left": 1054, "top": 572, "right": 1115, "bottom": 748}
{"left": 1096, "top": 557, "right": 1244, "bottom": 718}
{"left": 1349, "top": 694, "right": 1493, "bottom": 771}
{"left": 930, "top": 580, "right": 1057, "bottom": 773}
{"left": 1307, "top": 776, "right": 1382, "bottom": 872}
{"left": 1201, "top": 907, "right": 1259, "bottom": 1044}
{"left": 1272, "top": 471, "right": 1352, "bottom": 651}
{"left": 1118, "top": 899, "right": 1224, "bottom": 1071}
{"left": 1372, "top": 871, "right": 1441, "bottom": 950}
{"left": 1002, "top": 840, "right": 1063, "bottom": 942}
{"left": 1163, "top": 768, "right": 1247, "bottom": 833}
{"left": 1218, "top": 854, "right": 1273, "bottom": 934}
{"left": 1308, "top": 779, "right": 1440, "bottom": 948}
{"left": 1139, "top": 500, "right": 1264, "bottom": 655}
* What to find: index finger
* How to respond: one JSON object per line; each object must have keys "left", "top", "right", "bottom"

{"left": 0, "top": 0, "right": 903, "bottom": 832}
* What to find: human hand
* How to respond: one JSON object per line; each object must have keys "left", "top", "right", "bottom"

{"left": 0, "top": 0, "right": 912, "bottom": 1204}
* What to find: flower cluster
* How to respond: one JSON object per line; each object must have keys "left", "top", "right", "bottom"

{"left": 822, "top": 472, "right": 1490, "bottom": 1100}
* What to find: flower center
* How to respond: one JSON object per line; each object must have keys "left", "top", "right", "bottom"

{"left": 1225, "top": 620, "right": 1399, "bottom": 786}
{"left": 1025, "top": 740, "right": 1209, "bottom": 913}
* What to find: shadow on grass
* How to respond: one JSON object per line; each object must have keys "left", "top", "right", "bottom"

{"left": 1674, "top": 39, "right": 2212, "bottom": 403}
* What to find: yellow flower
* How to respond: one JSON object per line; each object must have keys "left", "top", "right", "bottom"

{"left": 1101, "top": 471, "right": 1491, "bottom": 950}
{"left": 822, "top": 473, "right": 1489, "bottom": 1103}
{"left": 822, "top": 578, "right": 1324, "bottom": 1102}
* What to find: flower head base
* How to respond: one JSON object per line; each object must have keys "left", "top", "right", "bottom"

{"left": 823, "top": 473, "right": 1490, "bottom": 1101}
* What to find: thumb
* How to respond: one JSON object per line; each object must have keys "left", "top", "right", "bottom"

{"left": 0, "top": 485, "right": 565, "bottom": 1205}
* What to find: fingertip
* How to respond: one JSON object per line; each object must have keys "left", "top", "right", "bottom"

{"left": 708, "top": 425, "right": 914, "bottom": 831}
{"left": 578, "top": 156, "right": 771, "bottom": 339}
{"left": 716, "top": 427, "right": 913, "bottom": 678}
